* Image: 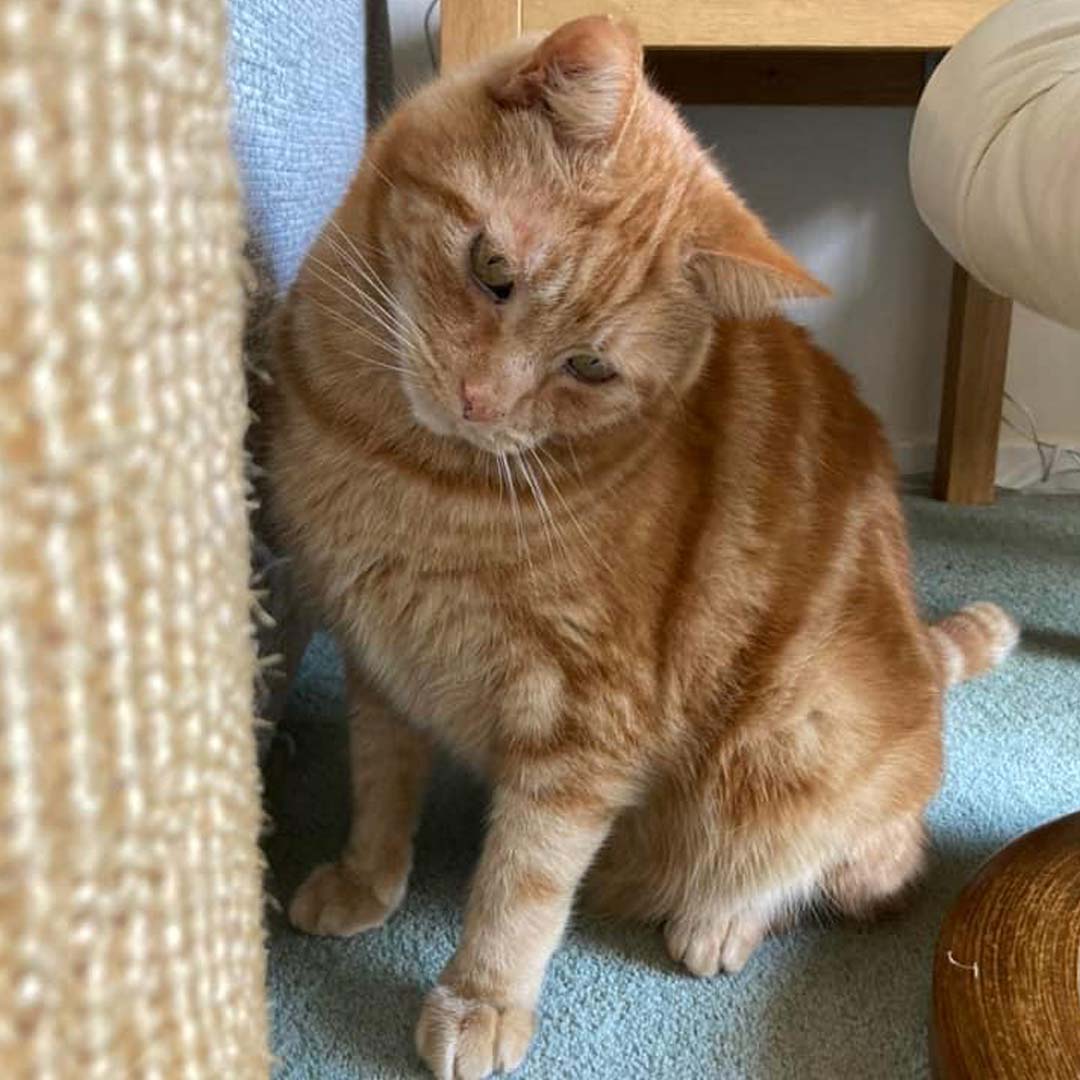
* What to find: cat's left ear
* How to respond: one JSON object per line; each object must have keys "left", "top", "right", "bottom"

{"left": 688, "top": 179, "right": 830, "bottom": 319}
{"left": 488, "top": 16, "right": 642, "bottom": 146}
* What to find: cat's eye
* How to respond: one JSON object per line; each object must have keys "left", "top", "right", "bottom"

{"left": 564, "top": 353, "right": 616, "bottom": 384}
{"left": 470, "top": 233, "right": 514, "bottom": 303}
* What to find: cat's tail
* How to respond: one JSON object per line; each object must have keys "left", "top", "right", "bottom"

{"left": 928, "top": 602, "right": 1019, "bottom": 688}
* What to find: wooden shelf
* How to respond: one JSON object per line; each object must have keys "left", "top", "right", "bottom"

{"left": 523, "top": 1, "right": 1004, "bottom": 51}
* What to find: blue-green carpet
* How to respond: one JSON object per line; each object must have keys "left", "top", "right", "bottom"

{"left": 263, "top": 487, "right": 1080, "bottom": 1079}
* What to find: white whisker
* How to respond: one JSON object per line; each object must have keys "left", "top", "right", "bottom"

{"left": 527, "top": 449, "right": 576, "bottom": 564}
{"left": 320, "top": 231, "right": 407, "bottom": 328}
{"left": 318, "top": 229, "right": 438, "bottom": 385}
{"left": 534, "top": 442, "right": 571, "bottom": 482}
{"left": 324, "top": 222, "right": 424, "bottom": 338}
{"left": 307, "top": 252, "right": 414, "bottom": 349}
{"left": 499, "top": 451, "right": 531, "bottom": 571}
{"left": 559, "top": 439, "right": 586, "bottom": 486}
{"left": 306, "top": 291, "right": 405, "bottom": 354}
{"left": 529, "top": 444, "right": 604, "bottom": 566}
{"left": 363, "top": 157, "right": 397, "bottom": 190}
{"left": 342, "top": 348, "right": 420, "bottom": 379}
{"left": 304, "top": 265, "right": 408, "bottom": 346}
{"left": 518, "top": 451, "right": 560, "bottom": 561}
{"left": 494, "top": 450, "right": 506, "bottom": 510}
{"left": 311, "top": 234, "right": 395, "bottom": 312}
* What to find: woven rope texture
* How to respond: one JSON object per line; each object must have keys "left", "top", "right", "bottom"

{"left": 0, "top": 2, "right": 269, "bottom": 1075}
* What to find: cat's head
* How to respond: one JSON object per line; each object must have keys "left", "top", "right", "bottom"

{"left": 321, "top": 16, "right": 825, "bottom": 455}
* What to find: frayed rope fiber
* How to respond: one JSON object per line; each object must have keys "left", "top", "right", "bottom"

{"left": 0, "top": 2, "right": 270, "bottom": 1075}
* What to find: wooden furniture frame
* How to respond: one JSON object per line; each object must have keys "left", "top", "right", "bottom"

{"left": 441, "top": 0, "right": 1010, "bottom": 504}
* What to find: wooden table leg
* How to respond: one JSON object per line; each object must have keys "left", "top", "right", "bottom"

{"left": 933, "top": 264, "right": 1012, "bottom": 505}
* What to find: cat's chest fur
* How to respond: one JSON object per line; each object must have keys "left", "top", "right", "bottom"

{"left": 292, "top": 456, "right": 577, "bottom": 768}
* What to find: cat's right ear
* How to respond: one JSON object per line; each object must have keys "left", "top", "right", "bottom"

{"left": 488, "top": 16, "right": 642, "bottom": 146}
{"left": 687, "top": 178, "right": 831, "bottom": 319}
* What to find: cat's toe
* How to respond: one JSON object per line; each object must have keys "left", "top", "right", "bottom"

{"left": 664, "top": 910, "right": 765, "bottom": 976}
{"left": 714, "top": 914, "right": 764, "bottom": 973}
{"left": 416, "top": 985, "right": 534, "bottom": 1080}
{"left": 288, "top": 861, "right": 402, "bottom": 937}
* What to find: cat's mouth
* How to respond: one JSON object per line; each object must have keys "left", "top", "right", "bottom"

{"left": 403, "top": 379, "right": 531, "bottom": 456}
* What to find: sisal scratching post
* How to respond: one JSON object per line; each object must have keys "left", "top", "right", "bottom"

{"left": 0, "top": 2, "right": 269, "bottom": 1075}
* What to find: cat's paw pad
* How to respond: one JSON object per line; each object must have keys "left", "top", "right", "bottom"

{"left": 664, "top": 909, "right": 765, "bottom": 977}
{"left": 416, "top": 985, "right": 534, "bottom": 1080}
{"left": 288, "top": 861, "right": 403, "bottom": 937}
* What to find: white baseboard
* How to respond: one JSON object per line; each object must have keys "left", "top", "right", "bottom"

{"left": 994, "top": 439, "right": 1047, "bottom": 489}
{"left": 892, "top": 435, "right": 1080, "bottom": 488}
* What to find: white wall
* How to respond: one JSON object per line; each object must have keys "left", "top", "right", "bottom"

{"left": 387, "top": 1, "right": 1080, "bottom": 479}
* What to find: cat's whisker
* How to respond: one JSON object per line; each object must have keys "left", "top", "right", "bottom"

{"left": 306, "top": 293, "right": 416, "bottom": 373}
{"left": 534, "top": 442, "right": 575, "bottom": 484}
{"left": 307, "top": 252, "right": 415, "bottom": 349}
{"left": 524, "top": 449, "right": 574, "bottom": 564}
{"left": 493, "top": 449, "right": 506, "bottom": 526}
{"left": 304, "top": 263, "right": 409, "bottom": 345}
{"left": 320, "top": 229, "right": 409, "bottom": 329}
{"left": 482, "top": 452, "right": 499, "bottom": 524}
{"left": 306, "top": 289, "right": 395, "bottom": 347}
{"left": 484, "top": 451, "right": 502, "bottom": 539}
{"left": 511, "top": 454, "right": 549, "bottom": 566}
{"left": 341, "top": 349, "right": 420, "bottom": 381}
{"left": 321, "top": 239, "right": 439, "bottom": 380}
{"left": 499, "top": 451, "right": 531, "bottom": 571}
{"left": 304, "top": 281, "right": 419, "bottom": 378}
{"left": 393, "top": 328, "right": 440, "bottom": 386}
{"left": 309, "top": 244, "right": 421, "bottom": 358}
{"left": 324, "top": 223, "right": 424, "bottom": 340}
{"left": 518, "top": 451, "right": 564, "bottom": 562}
{"left": 310, "top": 236, "right": 398, "bottom": 316}
{"left": 561, "top": 439, "right": 586, "bottom": 487}
{"left": 364, "top": 158, "right": 397, "bottom": 193}
{"left": 528, "top": 446, "right": 601, "bottom": 566}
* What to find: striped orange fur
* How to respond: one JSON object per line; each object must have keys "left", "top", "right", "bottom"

{"left": 265, "top": 18, "right": 1018, "bottom": 1079}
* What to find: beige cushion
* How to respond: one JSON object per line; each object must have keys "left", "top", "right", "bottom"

{"left": 910, "top": 0, "right": 1080, "bottom": 330}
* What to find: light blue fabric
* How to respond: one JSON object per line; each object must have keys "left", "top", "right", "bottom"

{"left": 263, "top": 487, "right": 1080, "bottom": 1078}
{"left": 227, "top": 0, "right": 370, "bottom": 292}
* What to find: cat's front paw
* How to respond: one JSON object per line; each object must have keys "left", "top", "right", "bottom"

{"left": 288, "top": 860, "right": 404, "bottom": 937}
{"left": 415, "top": 985, "right": 535, "bottom": 1080}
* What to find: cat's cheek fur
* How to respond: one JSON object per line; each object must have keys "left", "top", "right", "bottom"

{"left": 402, "top": 379, "right": 461, "bottom": 439}
{"left": 540, "top": 378, "right": 642, "bottom": 441}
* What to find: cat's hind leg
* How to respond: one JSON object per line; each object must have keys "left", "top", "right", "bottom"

{"left": 821, "top": 812, "right": 927, "bottom": 919}
{"left": 662, "top": 811, "right": 928, "bottom": 976}
{"left": 663, "top": 812, "right": 928, "bottom": 977}
{"left": 663, "top": 904, "right": 769, "bottom": 976}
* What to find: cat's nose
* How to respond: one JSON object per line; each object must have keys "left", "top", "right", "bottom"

{"left": 460, "top": 379, "right": 500, "bottom": 423}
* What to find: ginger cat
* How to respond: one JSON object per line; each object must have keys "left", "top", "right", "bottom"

{"left": 266, "top": 17, "right": 1017, "bottom": 1079}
